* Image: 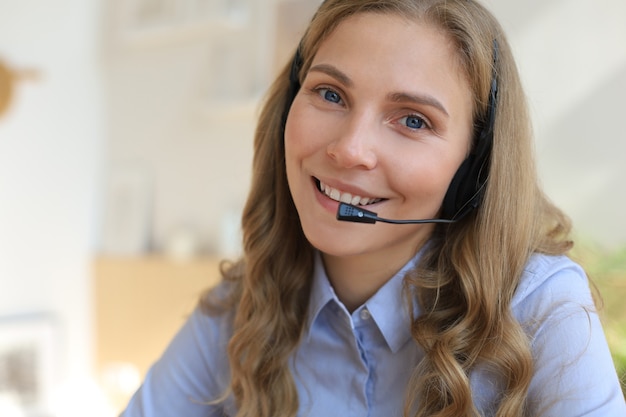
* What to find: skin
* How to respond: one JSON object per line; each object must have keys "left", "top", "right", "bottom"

{"left": 284, "top": 12, "right": 474, "bottom": 311}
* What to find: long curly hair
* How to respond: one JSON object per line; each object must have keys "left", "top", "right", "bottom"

{"left": 201, "top": 1, "right": 573, "bottom": 416}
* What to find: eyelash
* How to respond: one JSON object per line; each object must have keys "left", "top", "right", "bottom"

{"left": 315, "top": 87, "right": 343, "bottom": 105}
{"left": 398, "top": 114, "right": 430, "bottom": 131}
{"left": 311, "top": 86, "right": 432, "bottom": 131}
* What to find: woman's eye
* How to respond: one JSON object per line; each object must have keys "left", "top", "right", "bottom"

{"left": 400, "top": 115, "right": 427, "bottom": 130}
{"left": 318, "top": 88, "right": 342, "bottom": 104}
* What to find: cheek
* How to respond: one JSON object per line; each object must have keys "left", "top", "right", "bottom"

{"left": 284, "top": 99, "right": 323, "bottom": 160}
{"left": 284, "top": 100, "right": 314, "bottom": 187}
{"left": 390, "top": 148, "right": 465, "bottom": 202}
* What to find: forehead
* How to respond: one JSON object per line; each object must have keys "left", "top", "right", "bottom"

{"left": 313, "top": 12, "right": 463, "bottom": 75}
{"left": 310, "top": 12, "right": 472, "bottom": 110}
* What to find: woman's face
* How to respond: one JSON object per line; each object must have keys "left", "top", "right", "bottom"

{"left": 284, "top": 12, "right": 473, "bottom": 268}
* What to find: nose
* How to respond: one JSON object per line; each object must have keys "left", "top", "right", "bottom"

{"left": 326, "top": 110, "right": 378, "bottom": 170}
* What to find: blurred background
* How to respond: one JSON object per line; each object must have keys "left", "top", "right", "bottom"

{"left": 0, "top": 0, "right": 624, "bottom": 415}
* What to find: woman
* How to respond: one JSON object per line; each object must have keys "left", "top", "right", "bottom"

{"left": 121, "top": 0, "right": 625, "bottom": 416}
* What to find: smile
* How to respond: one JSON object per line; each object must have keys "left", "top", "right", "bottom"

{"left": 316, "top": 179, "right": 383, "bottom": 206}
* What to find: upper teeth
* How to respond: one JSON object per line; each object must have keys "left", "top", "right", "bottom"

{"left": 319, "top": 181, "right": 382, "bottom": 206}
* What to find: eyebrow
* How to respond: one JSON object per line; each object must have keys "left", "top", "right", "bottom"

{"left": 388, "top": 92, "right": 449, "bottom": 118}
{"left": 308, "top": 63, "right": 449, "bottom": 117}
{"left": 308, "top": 64, "right": 354, "bottom": 88}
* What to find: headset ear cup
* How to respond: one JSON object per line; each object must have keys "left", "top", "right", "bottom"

{"left": 442, "top": 158, "right": 470, "bottom": 219}
{"left": 441, "top": 40, "right": 499, "bottom": 221}
{"left": 281, "top": 48, "right": 303, "bottom": 131}
{"left": 442, "top": 154, "right": 487, "bottom": 220}
{"left": 442, "top": 151, "right": 490, "bottom": 220}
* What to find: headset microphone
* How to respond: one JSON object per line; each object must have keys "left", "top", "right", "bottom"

{"left": 336, "top": 202, "right": 455, "bottom": 224}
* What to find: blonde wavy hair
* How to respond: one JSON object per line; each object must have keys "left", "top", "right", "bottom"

{"left": 201, "top": 1, "right": 574, "bottom": 416}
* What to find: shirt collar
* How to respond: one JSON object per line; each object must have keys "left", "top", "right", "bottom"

{"left": 305, "top": 250, "right": 424, "bottom": 353}
{"left": 364, "top": 252, "right": 423, "bottom": 353}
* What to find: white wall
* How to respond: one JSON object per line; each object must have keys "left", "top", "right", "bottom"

{"left": 0, "top": 0, "right": 107, "bottom": 415}
{"left": 488, "top": 0, "right": 626, "bottom": 248}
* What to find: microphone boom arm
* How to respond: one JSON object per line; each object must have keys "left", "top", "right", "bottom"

{"left": 336, "top": 203, "right": 455, "bottom": 224}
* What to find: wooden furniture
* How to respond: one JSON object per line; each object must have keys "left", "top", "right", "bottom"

{"left": 93, "top": 256, "right": 222, "bottom": 412}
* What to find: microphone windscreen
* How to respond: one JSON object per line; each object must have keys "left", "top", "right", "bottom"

{"left": 336, "top": 203, "right": 377, "bottom": 223}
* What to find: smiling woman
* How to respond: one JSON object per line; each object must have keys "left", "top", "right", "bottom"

{"left": 120, "top": 1, "right": 626, "bottom": 417}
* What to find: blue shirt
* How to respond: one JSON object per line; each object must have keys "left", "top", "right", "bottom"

{"left": 121, "top": 252, "right": 626, "bottom": 416}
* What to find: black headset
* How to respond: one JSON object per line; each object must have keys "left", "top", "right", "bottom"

{"left": 282, "top": 39, "right": 499, "bottom": 221}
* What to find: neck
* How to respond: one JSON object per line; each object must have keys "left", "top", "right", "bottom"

{"left": 321, "top": 243, "right": 424, "bottom": 313}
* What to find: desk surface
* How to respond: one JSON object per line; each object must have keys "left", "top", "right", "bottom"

{"left": 93, "top": 255, "right": 223, "bottom": 410}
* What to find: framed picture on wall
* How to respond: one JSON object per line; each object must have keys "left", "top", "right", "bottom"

{"left": 0, "top": 314, "right": 58, "bottom": 417}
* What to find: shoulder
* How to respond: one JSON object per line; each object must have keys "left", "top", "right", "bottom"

{"left": 512, "top": 257, "right": 626, "bottom": 415}
{"left": 511, "top": 252, "right": 599, "bottom": 346}
{"left": 121, "top": 281, "right": 237, "bottom": 417}
{"left": 512, "top": 253, "right": 592, "bottom": 316}
{"left": 192, "top": 280, "right": 238, "bottom": 352}
{"left": 154, "top": 281, "right": 237, "bottom": 390}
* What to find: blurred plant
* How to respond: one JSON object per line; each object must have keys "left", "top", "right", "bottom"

{"left": 571, "top": 240, "right": 626, "bottom": 397}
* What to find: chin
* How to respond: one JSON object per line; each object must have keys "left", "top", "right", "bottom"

{"left": 299, "top": 220, "right": 358, "bottom": 256}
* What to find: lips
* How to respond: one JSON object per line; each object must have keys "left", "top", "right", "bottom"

{"left": 316, "top": 178, "right": 383, "bottom": 206}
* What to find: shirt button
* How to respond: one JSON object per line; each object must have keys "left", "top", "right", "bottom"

{"left": 359, "top": 308, "right": 371, "bottom": 321}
